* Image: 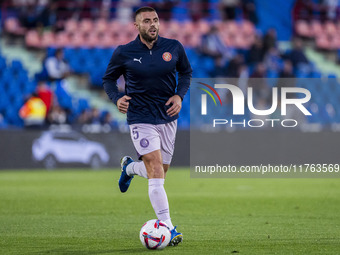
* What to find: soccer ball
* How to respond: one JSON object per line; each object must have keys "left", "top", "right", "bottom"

{"left": 139, "top": 219, "right": 171, "bottom": 249}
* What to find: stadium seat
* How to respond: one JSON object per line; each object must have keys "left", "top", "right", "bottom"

{"left": 4, "top": 17, "right": 26, "bottom": 36}
{"left": 90, "top": 70, "right": 104, "bottom": 87}
{"left": 76, "top": 98, "right": 90, "bottom": 114}
{"left": 41, "top": 32, "right": 55, "bottom": 48}
{"left": 172, "top": 4, "right": 190, "bottom": 21}
{"left": 55, "top": 32, "right": 71, "bottom": 48}
{"left": 25, "top": 80, "right": 37, "bottom": 95}
{"left": 225, "top": 21, "right": 238, "bottom": 36}
{"left": 330, "top": 35, "right": 340, "bottom": 50}
{"left": 1, "top": 69, "right": 14, "bottom": 86}
{"left": 197, "top": 20, "right": 210, "bottom": 34}
{"left": 182, "top": 21, "right": 195, "bottom": 34}
{"left": 325, "top": 21, "right": 337, "bottom": 37}
{"left": 11, "top": 96, "right": 24, "bottom": 111}
{"left": 108, "top": 20, "right": 121, "bottom": 34}
{"left": 295, "top": 20, "right": 311, "bottom": 38}
{"left": 55, "top": 81, "right": 72, "bottom": 110}
{"left": 4, "top": 106, "right": 21, "bottom": 126}
{"left": 316, "top": 34, "right": 330, "bottom": 50}
{"left": 69, "top": 56, "right": 83, "bottom": 73}
{"left": 79, "top": 19, "right": 93, "bottom": 33}
{"left": 64, "top": 19, "right": 78, "bottom": 33}
{"left": 311, "top": 20, "right": 322, "bottom": 37}
{"left": 0, "top": 102, "right": 8, "bottom": 116}
{"left": 6, "top": 80, "right": 21, "bottom": 96}
{"left": 94, "top": 19, "right": 109, "bottom": 33}
{"left": 18, "top": 71, "right": 29, "bottom": 84}
{"left": 0, "top": 58, "right": 7, "bottom": 73}
{"left": 83, "top": 32, "right": 99, "bottom": 48}
{"left": 11, "top": 60, "right": 24, "bottom": 74}
{"left": 25, "top": 30, "right": 41, "bottom": 48}
{"left": 63, "top": 47, "right": 76, "bottom": 61}
{"left": 70, "top": 32, "right": 85, "bottom": 48}
{"left": 98, "top": 33, "right": 114, "bottom": 48}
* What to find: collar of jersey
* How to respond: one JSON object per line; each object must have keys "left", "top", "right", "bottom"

{"left": 135, "top": 35, "right": 161, "bottom": 49}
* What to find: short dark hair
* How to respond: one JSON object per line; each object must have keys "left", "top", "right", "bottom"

{"left": 55, "top": 48, "right": 63, "bottom": 55}
{"left": 134, "top": 6, "right": 156, "bottom": 20}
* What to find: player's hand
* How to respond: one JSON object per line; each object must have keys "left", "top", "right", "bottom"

{"left": 166, "top": 95, "right": 182, "bottom": 117}
{"left": 117, "top": 95, "right": 131, "bottom": 114}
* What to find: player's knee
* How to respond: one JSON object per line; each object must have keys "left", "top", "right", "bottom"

{"left": 143, "top": 152, "right": 164, "bottom": 178}
{"left": 144, "top": 159, "right": 163, "bottom": 178}
{"left": 148, "top": 164, "right": 164, "bottom": 178}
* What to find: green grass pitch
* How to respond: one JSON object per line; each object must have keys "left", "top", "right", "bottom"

{"left": 0, "top": 169, "right": 339, "bottom": 254}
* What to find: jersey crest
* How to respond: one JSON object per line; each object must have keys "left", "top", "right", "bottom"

{"left": 162, "top": 52, "right": 172, "bottom": 62}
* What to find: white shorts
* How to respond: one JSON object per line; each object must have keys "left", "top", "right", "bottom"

{"left": 129, "top": 120, "right": 177, "bottom": 164}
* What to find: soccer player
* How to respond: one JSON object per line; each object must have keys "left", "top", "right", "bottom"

{"left": 102, "top": 7, "right": 192, "bottom": 246}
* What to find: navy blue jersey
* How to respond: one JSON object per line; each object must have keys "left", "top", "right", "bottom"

{"left": 102, "top": 35, "right": 192, "bottom": 125}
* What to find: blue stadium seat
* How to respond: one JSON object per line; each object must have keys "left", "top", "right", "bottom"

{"left": 55, "top": 81, "right": 72, "bottom": 109}
{"left": 18, "top": 71, "right": 29, "bottom": 83}
{"left": 1, "top": 69, "right": 14, "bottom": 85}
{"left": 4, "top": 106, "right": 23, "bottom": 126}
{"left": 172, "top": 4, "right": 190, "bottom": 21}
{"left": 0, "top": 90, "right": 9, "bottom": 113}
{"left": 11, "top": 59, "right": 24, "bottom": 75}
{"left": 192, "top": 68, "right": 209, "bottom": 78}
{"left": 69, "top": 57, "right": 83, "bottom": 73}
{"left": 0, "top": 57, "right": 6, "bottom": 74}
{"left": 27, "top": 80, "right": 37, "bottom": 94}
{"left": 76, "top": 98, "right": 90, "bottom": 114}
{"left": 90, "top": 70, "right": 104, "bottom": 87}
{"left": 311, "top": 71, "right": 322, "bottom": 78}
{"left": 328, "top": 73, "right": 337, "bottom": 79}
{"left": 78, "top": 48, "right": 91, "bottom": 62}
{"left": 201, "top": 56, "right": 215, "bottom": 73}
{"left": 83, "top": 60, "right": 97, "bottom": 73}
{"left": 11, "top": 96, "right": 24, "bottom": 111}
{"left": 64, "top": 47, "right": 76, "bottom": 62}
{"left": 6, "top": 80, "right": 21, "bottom": 97}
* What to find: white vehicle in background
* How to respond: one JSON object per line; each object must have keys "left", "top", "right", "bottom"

{"left": 32, "top": 130, "right": 109, "bottom": 169}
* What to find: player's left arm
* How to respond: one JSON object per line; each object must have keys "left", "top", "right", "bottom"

{"left": 166, "top": 42, "right": 192, "bottom": 117}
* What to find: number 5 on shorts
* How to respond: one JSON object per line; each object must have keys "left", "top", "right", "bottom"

{"left": 132, "top": 127, "right": 139, "bottom": 140}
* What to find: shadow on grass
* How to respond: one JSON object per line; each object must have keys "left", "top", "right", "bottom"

{"left": 36, "top": 248, "right": 155, "bottom": 254}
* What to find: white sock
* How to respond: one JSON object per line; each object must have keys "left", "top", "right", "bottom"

{"left": 148, "top": 178, "right": 174, "bottom": 230}
{"left": 126, "top": 161, "right": 148, "bottom": 178}
{"left": 164, "top": 219, "right": 174, "bottom": 230}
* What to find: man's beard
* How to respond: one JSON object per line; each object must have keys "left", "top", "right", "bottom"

{"left": 140, "top": 29, "right": 158, "bottom": 43}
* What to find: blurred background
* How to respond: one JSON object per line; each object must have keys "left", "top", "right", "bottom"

{"left": 0, "top": 0, "right": 340, "bottom": 169}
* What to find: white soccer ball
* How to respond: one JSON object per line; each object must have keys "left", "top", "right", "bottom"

{"left": 139, "top": 219, "right": 171, "bottom": 249}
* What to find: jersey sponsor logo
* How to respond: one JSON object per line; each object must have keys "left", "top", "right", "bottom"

{"left": 162, "top": 52, "right": 172, "bottom": 62}
{"left": 133, "top": 57, "right": 142, "bottom": 64}
{"left": 140, "top": 138, "right": 149, "bottom": 148}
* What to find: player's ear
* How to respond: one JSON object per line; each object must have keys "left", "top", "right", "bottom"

{"left": 134, "top": 21, "right": 139, "bottom": 30}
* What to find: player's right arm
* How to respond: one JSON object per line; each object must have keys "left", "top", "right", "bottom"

{"left": 102, "top": 46, "right": 126, "bottom": 107}
{"left": 117, "top": 95, "right": 131, "bottom": 114}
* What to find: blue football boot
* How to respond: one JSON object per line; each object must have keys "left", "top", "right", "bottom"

{"left": 169, "top": 226, "right": 183, "bottom": 246}
{"left": 118, "top": 156, "right": 134, "bottom": 193}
